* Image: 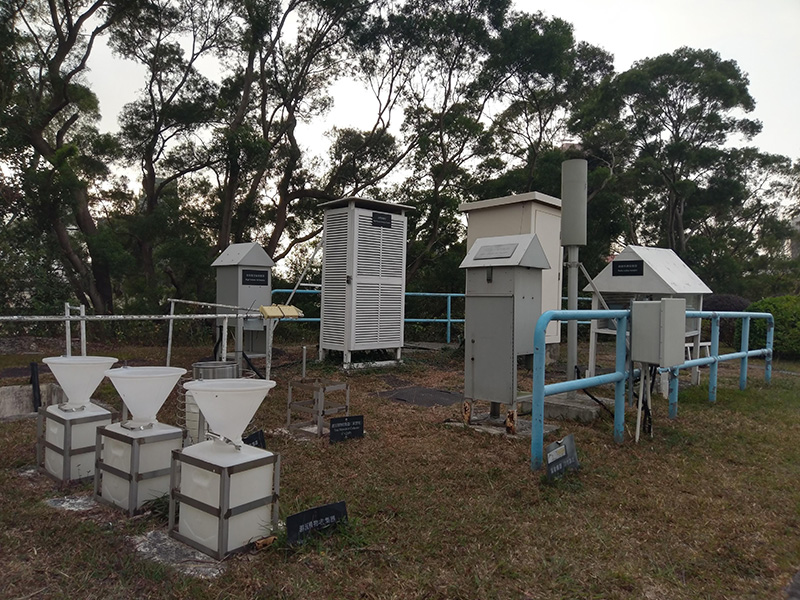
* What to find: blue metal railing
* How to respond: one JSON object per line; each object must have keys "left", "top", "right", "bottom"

{"left": 273, "top": 288, "right": 466, "bottom": 343}
{"left": 529, "top": 309, "right": 774, "bottom": 471}
{"left": 273, "top": 289, "right": 591, "bottom": 343}
{"left": 531, "top": 310, "right": 630, "bottom": 470}
{"left": 661, "top": 311, "right": 774, "bottom": 417}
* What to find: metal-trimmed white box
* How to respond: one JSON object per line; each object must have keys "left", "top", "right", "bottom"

{"left": 94, "top": 422, "right": 184, "bottom": 516}
{"left": 169, "top": 442, "right": 280, "bottom": 560}
{"left": 37, "top": 403, "right": 113, "bottom": 483}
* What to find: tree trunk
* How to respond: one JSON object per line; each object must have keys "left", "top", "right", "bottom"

{"left": 52, "top": 218, "right": 107, "bottom": 314}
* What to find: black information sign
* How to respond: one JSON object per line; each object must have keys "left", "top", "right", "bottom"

{"left": 371, "top": 212, "right": 393, "bottom": 228}
{"left": 545, "top": 434, "right": 580, "bottom": 480}
{"left": 329, "top": 415, "right": 364, "bottom": 443}
{"left": 286, "top": 501, "right": 348, "bottom": 545}
{"left": 243, "top": 429, "right": 267, "bottom": 449}
{"left": 242, "top": 269, "right": 270, "bottom": 286}
{"left": 612, "top": 259, "right": 644, "bottom": 277}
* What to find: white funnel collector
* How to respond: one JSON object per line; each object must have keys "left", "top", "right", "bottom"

{"left": 42, "top": 356, "right": 118, "bottom": 410}
{"left": 183, "top": 379, "right": 276, "bottom": 446}
{"left": 105, "top": 366, "right": 187, "bottom": 427}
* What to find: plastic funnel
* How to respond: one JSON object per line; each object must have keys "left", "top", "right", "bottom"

{"left": 183, "top": 379, "right": 276, "bottom": 445}
{"left": 105, "top": 366, "right": 187, "bottom": 425}
{"left": 42, "top": 356, "right": 118, "bottom": 408}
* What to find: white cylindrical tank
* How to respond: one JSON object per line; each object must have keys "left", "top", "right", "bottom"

{"left": 560, "top": 159, "right": 588, "bottom": 247}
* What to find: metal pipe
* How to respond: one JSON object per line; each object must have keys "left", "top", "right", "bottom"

{"left": 64, "top": 303, "right": 71, "bottom": 357}
{"left": 79, "top": 305, "right": 86, "bottom": 356}
{"left": 166, "top": 300, "right": 176, "bottom": 367}
{"left": 166, "top": 297, "right": 260, "bottom": 313}
{"left": 221, "top": 317, "right": 228, "bottom": 362}
{"left": 235, "top": 316, "right": 243, "bottom": 372}
{"left": 709, "top": 316, "right": 720, "bottom": 403}
{"left": 614, "top": 314, "right": 628, "bottom": 443}
{"left": 566, "top": 246, "right": 579, "bottom": 380}
{"left": 446, "top": 295, "right": 452, "bottom": 344}
{"left": 531, "top": 309, "right": 629, "bottom": 470}
{"left": 668, "top": 368, "right": 679, "bottom": 419}
{"left": 0, "top": 313, "right": 252, "bottom": 322}
{"left": 766, "top": 319, "right": 774, "bottom": 384}
{"left": 739, "top": 316, "right": 750, "bottom": 391}
{"left": 544, "top": 371, "right": 626, "bottom": 395}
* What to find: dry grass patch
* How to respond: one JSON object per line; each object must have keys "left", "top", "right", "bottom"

{"left": 0, "top": 342, "right": 798, "bottom": 599}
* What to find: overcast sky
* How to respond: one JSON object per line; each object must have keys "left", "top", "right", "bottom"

{"left": 89, "top": 0, "right": 800, "bottom": 162}
{"left": 522, "top": 0, "right": 800, "bottom": 160}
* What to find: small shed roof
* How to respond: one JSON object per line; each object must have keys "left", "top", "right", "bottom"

{"left": 211, "top": 242, "right": 275, "bottom": 268}
{"left": 585, "top": 245, "right": 711, "bottom": 295}
{"left": 459, "top": 233, "right": 550, "bottom": 270}
{"left": 458, "top": 191, "right": 561, "bottom": 214}
{"left": 319, "top": 197, "right": 413, "bottom": 214}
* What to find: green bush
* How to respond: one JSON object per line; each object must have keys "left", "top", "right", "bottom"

{"left": 704, "top": 294, "right": 751, "bottom": 346}
{"left": 736, "top": 295, "right": 800, "bottom": 359}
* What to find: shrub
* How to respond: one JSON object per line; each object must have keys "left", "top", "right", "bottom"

{"left": 703, "top": 294, "right": 751, "bottom": 346}
{"left": 736, "top": 295, "right": 800, "bottom": 359}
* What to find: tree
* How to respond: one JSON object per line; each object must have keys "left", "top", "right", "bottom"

{"left": 0, "top": 0, "right": 142, "bottom": 314}
{"left": 395, "top": 0, "right": 511, "bottom": 284}
{"left": 572, "top": 46, "right": 799, "bottom": 296}
{"left": 614, "top": 47, "right": 762, "bottom": 256}
{"left": 482, "top": 11, "right": 613, "bottom": 191}
{"left": 109, "top": 0, "right": 228, "bottom": 304}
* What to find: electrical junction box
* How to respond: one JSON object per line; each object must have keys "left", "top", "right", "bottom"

{"left": 460, "top": 233, "right": 550, "bottom": 407}
{"left": 631, "top": 297, "right": 687, "bottom": 367}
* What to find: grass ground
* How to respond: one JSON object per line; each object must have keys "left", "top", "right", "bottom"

{"left": 0, "top": 337, "right": 798, "bottom": 599}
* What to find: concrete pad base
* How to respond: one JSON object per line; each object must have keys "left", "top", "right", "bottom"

{"left": 518, "top": 391, "right": 610, "bottom": 423}
{"left": 446, "top": 413, "right": 559, "bottom": 439}
{"left": 131, "top": 530, "right": 226, "bottom": 578}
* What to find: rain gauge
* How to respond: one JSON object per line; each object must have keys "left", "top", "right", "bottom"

{"left": 169, "top": 378, "right": 281, "bottom": 559}
{"left": 37, "top": 356, "right": 118, "bottom": 482}
{"left": 94, "top": 366, "right": 186, "bottom": 515}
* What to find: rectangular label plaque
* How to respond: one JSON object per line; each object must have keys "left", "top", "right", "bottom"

{"left": 243, "top": 429, "right": 267, "bottom": 449}
{"left": 241, "top": 269, "right": 270, "bottom": 286}
{"left": 372, "top": 212, "right": 392, "bottom": 228}
{"left": 545, "top": 434, "right": 580, "bottom": 480}
{"left": 329, "top": 415, "right": 364, "bottom": 443}
{"left": 612, "top": 260, "right": 644, "bottom": 277}
{"left": 474, "top": 243, "right": 518, "bottom": 260}
{"left": 286, "top": 501, "right": 348, "bottom": 545}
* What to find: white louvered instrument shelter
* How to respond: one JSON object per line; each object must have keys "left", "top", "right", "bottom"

{"left": 319, "top": 198, "right": 412, "bottom": 367}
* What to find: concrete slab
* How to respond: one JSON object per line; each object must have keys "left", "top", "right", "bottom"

{"left": 45, "top": 495, "right": 97, "bottom": 512}
{"left": 378, "top": 386, "right": 463, "bottom": 408}
{"left": 446, "top": 413, "right": 559, "bottom": 439}
{"left": 130, "top": 530, "right": 225, "bottom": 579}
{"left": 786, "top": 570, "right": 800, "bottom": 600}
{"left": 518, "top": 391, "right": 611, "bottom": 423}
{"left": 0, "top": 383, "right": 65, "bottom": 419}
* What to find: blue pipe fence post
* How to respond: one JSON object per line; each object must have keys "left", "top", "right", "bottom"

{"left": 766, "top": 319, "right": 774, "bottom": 383}
{"left": 446, "top": 295, "right": 452, "bottom": 344}
{"left": 613, "top": 314, "right": 628, "bottom": 444}
{"left": 668, "top": 368, "right": 679, "bottom": 419}
{"left": 531, "top": 309, "right": 630, "bottom": 471}
{"left": 739, "top": 316, "right": 750, "bottom": 391}
{"left": 709, "top": 315, "right": 720, "bottom": 403}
